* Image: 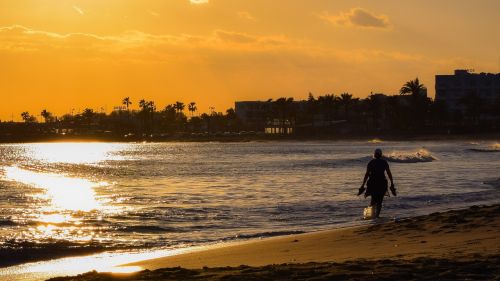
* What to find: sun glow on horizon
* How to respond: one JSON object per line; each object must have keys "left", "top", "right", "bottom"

{"left": 0, "top": 1, "right": 498, "bottom": 120}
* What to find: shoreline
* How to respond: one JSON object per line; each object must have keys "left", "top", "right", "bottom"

{"left": 0, "top": 132, "right": 499, "bottom": 144}
{"left": 2, "top": 198, "right": 498, "bottom": 271}
{"left": 51, "top": 255, "right": 500, "bottom": 281}
{"left": 37, "top": 203, "right": 500, "bottom": 280}
{"left": 124, "top": 204, "right": 500, "bottom": 269}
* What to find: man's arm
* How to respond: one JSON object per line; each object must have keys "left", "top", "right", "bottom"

{"left": 361, "top": 168, "right": 369, "bottom": 187}
{"left": 358, "top": 167, "right": 369, "bottom": 196}
{"left": 386, "top": 165, "right": 397, "bottom": 196}
{"left": 386, "top": 167, "right": 394, "bottom": 186}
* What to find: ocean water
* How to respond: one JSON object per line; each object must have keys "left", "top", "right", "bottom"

{"left": 0, "top": 140, "right": 499, "bottom": 268}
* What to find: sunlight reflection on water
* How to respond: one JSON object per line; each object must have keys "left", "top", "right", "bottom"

{"left": 0, "top": 141, "right": 499, "bottom": 280}
{"left": 1, "top": 165, "right": 118, "bottom": 244}
{"left": 19, "top": 142, "right": 126, "bottom": 164}
{"left": 4, "top": 166, "right": 107, "bottom": 212}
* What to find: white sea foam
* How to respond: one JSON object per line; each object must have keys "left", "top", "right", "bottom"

{"left": 384, "top": 148, "right": 437, "bottom": 163}
{"left": 468, "top": 142, "right": 500, "bottom": 152}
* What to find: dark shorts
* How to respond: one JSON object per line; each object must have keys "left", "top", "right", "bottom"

{"left": 370, "top": 192, "right": 385, "bottom": 206}
{"left": 366, "top": 178, "right": 388, "bottom": 198}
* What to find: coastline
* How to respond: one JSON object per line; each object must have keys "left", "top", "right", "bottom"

{"left": 1, "top": 140, "right": 499, "bottom": 280}
{"left": 46, "top": 204, "right": 500, "bottom": 280}
{"left": 0, "top": 132, "right": 499, "bottom": 144}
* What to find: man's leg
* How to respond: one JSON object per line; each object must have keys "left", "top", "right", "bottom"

{"left": 370, "top": 196, "right": 377, "bottom": 208}
{"left": 369, "top": 195, "right": 379, "bottom": 218}
{"left": 374, "top": 194, "right": 383, "bottom": 218}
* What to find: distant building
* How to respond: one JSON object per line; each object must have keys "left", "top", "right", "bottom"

{"left": 435, "top": 69, "right": 500, "bottom": 113}
{"left": 235, "top": 100, "right": 308, "bottom": 123}
{"left": 265, "top": 119, "right": 294, "bottom": 134}
{"left": 234, "top": 101, "right": 273, "bottom": 123}
{"left": 113, "top": 105, "right": 127, "bottom": 112}
{"left": 235, "top": 100, "right": 307, "bottom": 134}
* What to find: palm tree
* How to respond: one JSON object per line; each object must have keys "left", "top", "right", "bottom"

{"left": 82, "top": 108, "right": 94, "bottom": 117}
{"left": 40, "top": 109, "right": 53, "bottom": 123}
{"left": 400, "top": 78, "right": 428, "bottom": 128}
{"left": 188, "top": 102, "right": 197, "bottom": 117}
{"left": 139, "top": 99, "right": 156, "bottom": 132}
{"left": 226, "top": 108, "right": 236, "bottom": 119}
{"left": 365, "top": 94, "right": 385, "bottom": 130}
{"left": 306, "top": 93, "right": 318, "bottom": 128}
{"left": 139, "top": 99, "right": 155, "bottom": 113}
{"left": 400, "top": 78, "right": 426, "bottom": 97}
{"left": 139, "top": 99, "right": 146, "bottom": 111}
{"left": 339, "top": 92, "right": 353, "bottom": 120}
{"left": 21, "top": 112, "right": 36, "bottom": 123}
{"left": 318, "top": 94, "right": 339, "bottom": 122}
{"left": 81, "top": 108, "right": 95, "bottom": 127}
{"left": 174, "top": 101, "right": 185, "bottom": 114}
{"left": 122, "top": 97, "right": 132, "bottom": 111}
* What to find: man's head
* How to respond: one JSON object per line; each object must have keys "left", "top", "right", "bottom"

{"left": 374, "top": 148, "right": 383, "bottom": 159}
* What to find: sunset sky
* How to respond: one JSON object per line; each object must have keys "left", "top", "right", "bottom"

{"left": 1, "top": 0, "right": 499, "bottom": 120}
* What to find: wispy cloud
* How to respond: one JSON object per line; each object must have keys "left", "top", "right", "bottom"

{"left": 214, "top": 30, "right": 258, "bottom": 44}
{"left": 73, "top": 5, "right": 85, "bottom": 16}
{"left": 190, "top": 0, "right": 209, "bottom": 4}
{"left": 237, "top": 11, "right": 256, "bottom": 21}
{"left": 0, "top": 24, "right": 424, "bottom": 66}
{"left": 148, "top": 10, "right": 160, "bottom": 17}
{"left": 320, "top": 8, "right": 390, "bottom": 29}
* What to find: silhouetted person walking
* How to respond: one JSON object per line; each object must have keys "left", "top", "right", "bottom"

{"left": 358, "top": 148, "right": 396, "bottom": 218}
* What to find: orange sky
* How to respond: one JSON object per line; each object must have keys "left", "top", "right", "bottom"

{"left": 0, "top": 0, "right": 499, "bottom": 120}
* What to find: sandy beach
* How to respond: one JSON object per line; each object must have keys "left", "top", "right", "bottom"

{"left": 48, "top": 204, "right": 500, "bottom": 280}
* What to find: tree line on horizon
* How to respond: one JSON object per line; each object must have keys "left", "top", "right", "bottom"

{"left": 2, "top": 78, "right": 499, "bottom": 138}
{"left": 9, "top": 98, "right": 241, "bottom": 136}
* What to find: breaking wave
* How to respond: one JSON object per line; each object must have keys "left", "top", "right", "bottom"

{"left": 384, "top": 149, "right": 437, "bottom": 163}
{"left": 469, "top": 143, "right": 500, "bottom": 152}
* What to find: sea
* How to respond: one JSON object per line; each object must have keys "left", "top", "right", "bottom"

{"left": 0, "top": 140, "right": 499, "bottom": 280}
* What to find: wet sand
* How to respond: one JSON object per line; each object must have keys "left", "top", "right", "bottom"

{"left": 49, "top": 204, "right": 500, "bottom": 280}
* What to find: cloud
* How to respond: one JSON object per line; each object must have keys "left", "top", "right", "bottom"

{"left": 0, "top": 24, "right": 447, "bottom": 121}
{"left": 237, "top": 11, "right": 255, "bottom": 21}
{"left": 148, "top": 10, "right": 160, "bottom": 17}
{"left": 320, "top": 8, "right": 390, "bottom": 29}
{"left": 73, "top": 5, "right": 84, "bottom": 15}
{"left": 0, "top": 24, "right": 423, "bottom": 66}
{"left": 0, "top": 25, "right": 293, "bottom": 62}
{"left": 214, "top": 30, "right": 258, "bottom": 44}
{"left": 190, "top": 0, "right": 209, "bottom": 4}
